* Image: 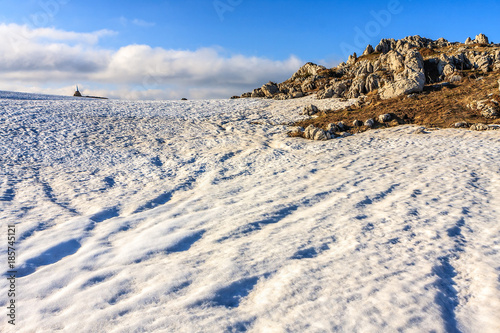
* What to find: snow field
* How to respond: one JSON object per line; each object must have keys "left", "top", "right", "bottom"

{"left": 1, "top": 92, "right": 500, "bottom": 332}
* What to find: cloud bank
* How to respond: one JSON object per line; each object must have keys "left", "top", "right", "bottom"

{"left": 0, "top": 23, "right": 303, "bottom": 99}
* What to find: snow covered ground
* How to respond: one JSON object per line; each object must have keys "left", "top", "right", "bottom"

{"left": 1, "top": 91, "right": 500, "bottom": 332}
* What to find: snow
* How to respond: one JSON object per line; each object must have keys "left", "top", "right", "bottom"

{"left": 1, "top": 91, "right": 500, "bottom": 332}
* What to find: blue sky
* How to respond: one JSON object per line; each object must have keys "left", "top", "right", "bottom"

{"left": 0, "top": 0, "right": 499, "bottom": 99}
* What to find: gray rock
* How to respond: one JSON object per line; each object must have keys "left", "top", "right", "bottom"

{"left": 292, "top": 91, "right": 304, "bottom": 99}
{"left": 261, "top": 82, "right": 279, "bottom": 97}
{"left": 291, "top": 62, "right": 326, "bottom": 81}
{"left": 470, "top": 123, "right": 489, "bottom": 131}
{"left": 352, "top": 120, "right": 363, "bottom": 127}
{"left": 326, "top": 123, "right": 339, "bottom": 133}
{"left": 473, "top": 55, "right": 490, "bottom": 72}
{"left": 338, "top": 132, "right": 352, "bottom": 138}
{"left": 304, "top": 125, "right": 329, "bottom": 140}
{"left": 365, "top": 73, "right": 381, "bottom": 92}
{"left": 251, "top": 88, "right": 265, "bottom": 98}
{"left": 303, "top": 104, "right": 319, "bottom": 116}
{"left": 378, "top": 113, "right": 392, "bottom": 122}
{"left": 475, "top": 33, "right": 489, "bottom": 44}
{"left": 449, "top": 75, "right": 462, "bottom": 83}
{"left": 465, "top": 37, "right": 473, "bottom": 45}
{"left": 337, "top": 121, "right": 347, "bottom": 131}
{"left": 379, "top": 50, "right": 425, "bottom": 99}
{"left": 316, "top": 88, "right": 333, "bottom": 100}
{"left": 363, "top": 44, "right": 374, "bottom": 56}
{"left": 477, "top": 100, "right": 499, "bottom": 119}
{"left": 454, "top": 121, "right": 468, "bottom": 128}
{"left": 347, "top": 76, "right": 366, "bottom": 99}
{"left": 364, "top": 119, "right": 375, "bottom": 127}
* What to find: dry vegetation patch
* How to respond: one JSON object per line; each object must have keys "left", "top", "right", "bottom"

{"left": 294, "top": 71, "right": 500, "bottom": 134}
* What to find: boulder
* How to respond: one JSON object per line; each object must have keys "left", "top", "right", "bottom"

{"left": 292, "top": 91, "right": 304, "bottom": 99}
{"left": 454, "top": 121, "right": 468, "bottom": 128}
{"left": 337, "top": 121, "right": 347, "bottom": 131}
{"left": 363, "top": 44, "right": 374, "bottom": 56}
{"left": 261, "top": 82, "right": 279, "bottom": 97}
{"left": 241, "top": 92, "right": 252, "bottom": 98}
{"left": 449, "top": 75, "right": 462, "bottom": 83}
{"left": 347, "top": 76, "right": 366, "bottom": 99}
{"left": 291, "top": 62, "right": 326, "bottom": 81}
{"left": 378, "top": 113, "right": 392, "bottom": 122}
{"left": 352, "top": 119, "right": 363, "bottom": 127}
{"left": 251, "top": 88, "right": 265, "bottom": 98}
{"left": 379, "top": 50, "right": 425, "bottom": 99}
{"left": 475, "top": 33, "right": 489, "bottom": 44}
{"left": 364, "top": 119, "right": 375, "bottom": 127}
{"left": 465, "top": 37, "right": 473, "bottom": 45}
{"left": 473, "top": 55, "right": 490, "bottom": 72}
{"left": 365, "top": 73, "right": 381, "bottom": 92}
{"left": 302, "top": 104, "right": 319, "bottom": 116}
{"left": 470, "top": 123, "right": 489, "bottom": 131}
{"left": 304, "top": 125, "right": 330, "bottom": 140}
{"left": 326, "top": 123, "right": 339, "bottom": 133}
{"left": 476, "top": 100, "right": 499, "bottom": 118}
{"left": 374, "top": 38, "right": 395, "bottom": 54}
{"left": 380, "top": 50, "right": 404, "bottom": 72}
{"left": 317, "top": 88, "right": 334, "bottom": 100}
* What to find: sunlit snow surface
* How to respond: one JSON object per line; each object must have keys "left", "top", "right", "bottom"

{"left": 1, "top": 91, "right": 500, "bottom": 333}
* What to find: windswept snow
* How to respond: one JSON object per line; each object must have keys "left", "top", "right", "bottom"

{"left": 1, "top": 91, "right": 500, "bottom": 332}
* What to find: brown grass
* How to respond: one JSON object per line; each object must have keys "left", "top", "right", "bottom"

{"left": 294, "top": 71, "right": 500, "bottom": 134}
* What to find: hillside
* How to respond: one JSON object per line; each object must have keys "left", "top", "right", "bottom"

{"left": 238, "top": 34, "right": 500, "bottom": 139}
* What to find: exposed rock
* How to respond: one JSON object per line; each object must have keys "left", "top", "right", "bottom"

{"left": 470, "top": 123, "right": 489, "bottom": 131}
{"left": 379, "top": 49, "right": 425, "bottom": 99}
{"left": 304, "top": 125, "right": 330, "bottom": 140}
{"left": 347, "top": 76, "right": 366, "bottom": 99}
{"left": 241, "top": 92, "right": 252, "bottom": 98}
{"left": 251, "top": 88, "right": 265, "bottom": 98}
{"left": 292, "top": 91, "right": 304, "bottom": 99}
{"left": 288, "top": 126, "right": 305, "bottom": 136}
{"left": 413, "top": 127, "right": 427, "bottom": 134}
{"left": 465, "top": 37, "right": 473, "bottom": 45}
{"left": 337, "top": 121, "right": 347, "bottom": 131}
{"left": 365, "top": 73, "right": 381, "bottom": 92}
{"left": 338, "top": 132, "right": 352, "bottom": 138}
{"left": 374, "top": 38, "right": 396, "bottom": 54}
{"left": 449, "top": 75, "right": 462, "bottom": 83}
{"left": 316, "top": 88, "right": 333, "bottom": 100}
{"left": 364, "top": 119, "right": 375, "bottom": 127}
{"left": 261, "top": 82, "right": 279, "bottom": 97}
{"left": 475, "top": 33, "right": 489, "bottom": 45}
{"left": 352, "top": 120, "right": 363, "bottom": 127}
{"left": 454, "top": 121, "right": 468, "bottom": 128}
{"left": 476, "top": 100, "right": 499, "bottom": 118}
{"left": 473, "top": 55, "right": 491, "bottom": 72}
{"left": 303, "top": 104, "right": 319, "bottom": 116}
{"left": 363, "top": 44, "right": 374, "bottom": 56}
{"left": 326, "top": 123, "right": 339, "bottom": 133}
{"left": 291, "top": 62, "right": 326, "bottom": 81}
{"left": 378, "top": 113, "right": 392, "bottom": 122}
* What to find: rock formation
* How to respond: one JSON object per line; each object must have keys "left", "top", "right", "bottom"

{"left": 240, "top": 34, "right": 499, "bottom": 101}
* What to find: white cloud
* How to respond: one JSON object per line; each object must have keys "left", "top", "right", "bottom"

{"left": 0, "top": 23, "right": 303, "bottom": 99}
{"left": 131, "top": 19, "right": 156, "bottom": 27}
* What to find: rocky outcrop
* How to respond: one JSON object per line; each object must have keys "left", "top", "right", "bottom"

{"left": 379, "top": 49, "right": 425, "bottom": 99}
{"left": 240, "top": 34, "right": 499, "bottom": 101}
{"left": 469, "top": 100, "right": 500, "bottom": 119}
{"left": 302, "top": 104, "right": 319, "bottom": 116}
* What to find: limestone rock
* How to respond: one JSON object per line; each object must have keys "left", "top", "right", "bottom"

{"left": 465, "top": 37, "right": 473, "bottom": 45}
{"left": 365, "top": 73, "right": 381, "bottom": 92}
{"left": 304, "top": 125, "right": 329, "bottom": 140}
{"left": 378, "top": 113, "right": 392, "bottom": 122}
{"left": 337, "top": 121, "right": 347, "bottom": 131}
{"left": 476, "top": 100, "right": 499, "bottom": 119}
{"left": 379, "top": 50, "right": 425, "bottom": 99}
{"left": 347, "top": 76, "right": 366, "bottom": 99}
{"left": 291, "top": 62, "right": 326, "bottom": 81}
{"left": 475, "top": 33, "right": 489, "bottom": 44}
{"left": 454, "top": 121, "right": 468, "bottom": 128}
{"left": 352, "top": 120, "right": 363, "bottom": 127}
{"left": 302, "top": 104, "right": 319, "bottom": 116}
{"left": 292, "top": 91, "right": 304, "bottom": 99}
{"left": 241, "top": 92, "right": 252, "bottom": 98}
{"left": 364, "top": 119, "right": 375, "bottom": 127}
{"left": 326, "top": 123, "right": 339, "bottom": 133}
{"left": 251, "top": 88, "right": 265, "bottom": 98}
{"left": 470, "top": 123, "right": 489, "bottom": 131}
{"left": 363, "top": 44, "right": 374, "bottom": 56}
{"left": 261, "top": 82, "right": 279, "bottom": 97}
